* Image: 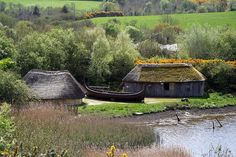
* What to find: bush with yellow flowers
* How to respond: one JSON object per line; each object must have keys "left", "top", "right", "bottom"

{"left": 106, "top": 144, "right": 128, "bottom": 157}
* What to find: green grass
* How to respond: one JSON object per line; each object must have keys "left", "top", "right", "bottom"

{"left": 92, "top": 11, "right": 236, "bottom": 29}
{"left": 0, "top": 0, "right": 101, "bottom": 11}
{"left": 78, "top": 93, "right": 236, "bottom": 117}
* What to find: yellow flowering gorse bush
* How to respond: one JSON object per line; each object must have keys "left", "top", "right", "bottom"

{"left": 106, "top": 144, "right": 128, "bottom": 157}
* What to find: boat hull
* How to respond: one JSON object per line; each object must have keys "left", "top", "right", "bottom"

{"left": 84, "top": 85, "right": 145, "bottom": 102}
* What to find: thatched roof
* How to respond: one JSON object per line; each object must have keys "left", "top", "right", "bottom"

{"left": 123, "top": 64, "right": 206, "bottom": 83}
{"left": 24, "top": 70, "right": 85, "bottom": 100}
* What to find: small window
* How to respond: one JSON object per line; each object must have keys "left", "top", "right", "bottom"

{"left": 164, "top": 83, "right": 170, "bottom": 91}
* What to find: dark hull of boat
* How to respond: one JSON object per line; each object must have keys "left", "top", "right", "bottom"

{"left": 84, "top": 85, "right": 145, "bottom": 102}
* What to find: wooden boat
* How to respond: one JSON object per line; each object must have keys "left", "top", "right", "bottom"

{"left": 84, "top": 84, "right": 145, "bottom": 102}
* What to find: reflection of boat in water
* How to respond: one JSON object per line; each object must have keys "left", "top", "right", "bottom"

{"left": 84, "top": 84, "right": 145, "bottom": 102}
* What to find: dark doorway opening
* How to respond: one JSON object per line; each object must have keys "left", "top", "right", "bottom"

{"left": 164, "top": 83, "right": 170, "bottom": 90}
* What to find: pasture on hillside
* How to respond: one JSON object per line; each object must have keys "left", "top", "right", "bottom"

{"left": 92, "top": 11, "right": 236, "bottom": 29}
{"left": 0, "top": 0, "right": 101, "bottom": 10}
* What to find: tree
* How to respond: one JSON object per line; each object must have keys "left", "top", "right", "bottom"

{"left": 0, "top": 70, "right": 31, "bottom": 105}
{"left": 32, "top": 6, "right": 40, "bottom": 16}
{"left": 48, "top": 29, "right": 91, "bottom": 81}
{"left": 110, "top": 32, "right": 140, "bottom": 83}
{"left": 61, "top": 5, "right": 69, "bottom": 13}
{"left": 0, "top": 31, "right": 16, "bottom": 60}
{"left": 89, "top": 36, "right": 112, "bottom": 83}
{"left": 144, "top": 1, "right": 152, "bottom": 15}
{"left": 16, "top": 32, "right": 65, "bottom": 75}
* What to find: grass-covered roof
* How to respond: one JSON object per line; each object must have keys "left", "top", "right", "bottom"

{"left": 123, "top": 64, "right": 206, "bottom": 83}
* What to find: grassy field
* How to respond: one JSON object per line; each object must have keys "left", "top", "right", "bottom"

{"left": 78, "top": 93, "right": 236, "bottom": 117}
{"left": 0, "top": 0, "right": 101, "bottom": 10}
{"left": 92, "top": 11, "right": 236, "bottom": 29}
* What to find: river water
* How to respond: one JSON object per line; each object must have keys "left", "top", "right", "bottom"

{"left": 153, "top": 114, "right": 236, "bottom": 156}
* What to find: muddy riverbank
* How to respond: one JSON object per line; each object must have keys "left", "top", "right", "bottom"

{"left": 118, "top": 105, "right": 236, "bottom": 124}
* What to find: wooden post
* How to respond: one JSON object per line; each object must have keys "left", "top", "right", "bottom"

{"left": 216, "top": 118, "right": 223, "bottom": 128}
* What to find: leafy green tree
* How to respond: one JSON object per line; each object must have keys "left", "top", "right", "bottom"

{"left": 16, "top": 32, "right": 64, "bottom": 75}
{"left": 48, "top": 29, "right": 91, "bottom": 81}
{"left": 0, "top": 70, "right": 31, "bottom": 105}
{"left": 89, "top": 36, "right": 112, "bottom": 83}
{"left": 0, "top": 30, "right": 16, "bottom": 60}
{"left": 110, "top": 32, "right": 140, "bottom": 83}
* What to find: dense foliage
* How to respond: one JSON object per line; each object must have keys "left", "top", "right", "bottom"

{"left": 178, "top": 25, "right": 236, "bottom": 60}
{"left": 0, "top": 70, "right": 30, "bottom": 105}
{"left": 0, "top": 103, "right": 14, "bottom": 144}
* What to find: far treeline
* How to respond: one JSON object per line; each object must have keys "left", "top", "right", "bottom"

{"left": 0, "top": 0, "right": 235, "bottom": 105}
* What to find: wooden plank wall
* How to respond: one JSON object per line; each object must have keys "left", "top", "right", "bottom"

{"left": 123, "top": 82, "right": 205, "bottom": 97}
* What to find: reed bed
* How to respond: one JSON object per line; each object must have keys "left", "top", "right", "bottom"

{"left": 12, "top": 104, "right": 155, "bottom": 156}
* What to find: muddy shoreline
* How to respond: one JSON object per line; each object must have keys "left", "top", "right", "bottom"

{"left": 118, "top": 105, "right": 236, "bottom": 124}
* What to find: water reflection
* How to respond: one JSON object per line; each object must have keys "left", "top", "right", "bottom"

{"left": 154, "top": 116, "right": 236, "bottom": 157}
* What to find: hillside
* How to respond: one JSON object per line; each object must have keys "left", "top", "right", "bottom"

{"left": 0, "top": 0, "right": 102, "bottom": 10}
{"left": 92, "top": 11, "right": 236, "bottom": 29}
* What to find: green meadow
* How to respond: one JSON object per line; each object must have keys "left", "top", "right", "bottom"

{"left": 0, "top": 0, "right": 102, "bottom": 10}
{"left": 92, "top": 11, "right": 236, "bottom": 29}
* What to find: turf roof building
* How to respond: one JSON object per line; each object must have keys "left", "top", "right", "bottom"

{"left": 24, "top": 70, "right": 85, "bottom": 105}
{"left": 122, "top": 64, "right": 206, "bottom": 98}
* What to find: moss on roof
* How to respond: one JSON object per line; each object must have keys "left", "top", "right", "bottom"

{"left": 123, "top": 64, "right": 206, "bottom": 83}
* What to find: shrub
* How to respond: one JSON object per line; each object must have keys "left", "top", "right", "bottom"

{"left": 14, "top": 21, "right": 34, "bottom": 41}
{"left": 197, "top": 6, "right": 208, "bottom": 13}
{"left": 0, "top": 13, "right": 17, "bottom": 28}
{"left": 0, "top": 103, "right": 14, "bottom": 144}
{"left": 100, "top": 2, "right": 120, "bottom": 11}
{"left": 160, "top": 15, "right": 179, "bottom": 26}
{"left": 0, "top": 70, "right": 31, "bottom": 105}
{"left": 103, "top": 19, "right": 121, "bottom": 37}
{"left": 152, "top": 23, "right": 182, "bottom": 44}
{"left": 0, "top": 58, "right": 15, "bottom": 71}
{"left": 178, "top": 25, "right": 236, "bottom": 60}
{"left": 137, "top": 40, "right": 162, "bottom": 58}
{"left": 195, "top": 62, "right": 236, "bottom": 92}
{"left": 84, "top": 11, "right": 124, "bottom": 19}
{"left": 180, "top": 0, "right": 197, "bottom": 12}
{"left": 125, "top": 26, "right": 143, "bottom": 42}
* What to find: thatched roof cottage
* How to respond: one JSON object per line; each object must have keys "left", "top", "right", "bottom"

{"left": 24, "top": 70, "right": 85, "bottom": 105}
{"left": 123, "top": 64, "right": 206, "bottom": 97}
